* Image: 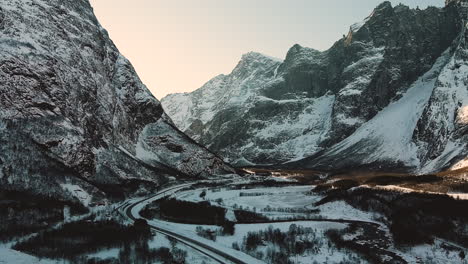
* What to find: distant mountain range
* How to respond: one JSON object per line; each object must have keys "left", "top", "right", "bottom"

{"left": 162, "top": 1, "right": 468, "bottom": 173}
{"left": 1, "top": 0, "right": 467, "bottom": 206}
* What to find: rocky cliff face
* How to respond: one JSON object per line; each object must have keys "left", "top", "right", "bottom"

{"left": 0, "top": 0, "right": 234, "bottom": 202}
{"left": 162, "top": 2, "right": 467, "bottom": 173}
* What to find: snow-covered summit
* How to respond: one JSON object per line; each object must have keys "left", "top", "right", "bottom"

{"left": 162, "top": 2, "right": 467, "bottom": 172}
{"left": 162, "top": 52, "right": 282, "bottom": 141}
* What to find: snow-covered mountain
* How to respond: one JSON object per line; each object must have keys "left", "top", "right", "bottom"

{"left": 0, "top": 0, "right": 234, "bottom": 202}
{"left": 162, "top": 1, "right": 468, "bottom": 173}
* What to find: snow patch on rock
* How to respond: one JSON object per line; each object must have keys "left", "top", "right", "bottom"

{"left": 60, "top": 184, "right": 92, "bottom": 206}
{"left": 321, "top": 49, "right": 451, "bottom": 168}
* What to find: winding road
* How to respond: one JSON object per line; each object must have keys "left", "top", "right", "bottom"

{"left": 119, "top": 181, "right": 466, "bottom": 264}
{"left": 120, "top": 183, "right": 265, "bottom": 264}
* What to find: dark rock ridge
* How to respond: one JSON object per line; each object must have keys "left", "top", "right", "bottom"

{"left": 162, "top": 2, "right": 467, "bottom": 173}
{"left": 0, "top": 0, "right": 234, "bottom": 202}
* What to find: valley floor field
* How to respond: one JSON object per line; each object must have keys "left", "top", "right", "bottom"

{"left": 3, "top": 173, "right": 468, "bottom": 264}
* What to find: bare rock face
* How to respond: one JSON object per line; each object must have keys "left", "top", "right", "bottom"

{"left": 0, "top": 0, "right": 234, "bottom": 202}
{"left": 162, "top": 2, "right": 467, "bottom": 173}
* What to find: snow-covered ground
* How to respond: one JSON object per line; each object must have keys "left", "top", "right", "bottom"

{"left": 169, "top": 184, "right": 468, "bottom": 263}
{"left": 86, "top": 248, "right": 120, "bottom": 260}
{"left": 131, "top": 211, "right": 367, "bottom": 264}
{"left": 176, "top": 185, "right": 318, "bottom": 209}
{"left": 60, "top": 183, "right": 92, "bottom": 206}
{"left": 362, "top": 184, "right": 468, "bottom": 201}
{"left": 0, "top": 236, "right": 216, "bottom": 264}
{"left": 322, "top": 49, "right": 452, "bottom": 168}
{"left": 400, "top": 239, "right": 468, "bottom": 264}
{"left": 0, "top": 247, "right": 57, "bottom": 264}
{"left": 148, "top": 234, "right": 217, "bottom": 264}
{"left": 131, "top": 207, "right": 265, "bottom": 263}
{"left": 7, "top": 181, "right": 466, "bottom": 264}
{"left": 126, "top": 183, "right": 265, "bottom": 263}
{"left": 214, "top": 222, "right": 364, "bottom": 264}
{"left": 176, "top": 185, "right": 376, "bottom": 222}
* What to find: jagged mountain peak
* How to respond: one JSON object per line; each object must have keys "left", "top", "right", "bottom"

{"left": 282, "top": 44, "right": 322, "bottom": 70}
{"left": 162, "top": 1, "right": 467, "bottom": 172}
{"left": 286, "top": 44, "right": 321, "bottom": 58}
{"left": 230, "top": 51, "right": 282, "bottom": 78}
{"left": 375, "top": 1, "right": 393, "bottom": 11}
{"left": 240, "top": 51, "right": 281, "bottom": 62}
{"left": 161, "top": 50, "right": 282, "bottom": 138}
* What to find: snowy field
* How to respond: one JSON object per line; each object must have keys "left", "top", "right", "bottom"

{"left": 399, "top": 239, "right": 468, "bottom": 264}
{"left": 148, "top": 234, "right": 217, "bottom": 264}
{"left": 177, "top": 185, "right": 318, "bottom": 209}
{"left": 4, "top": 182, "right": 467, "bottom": 264}
{"left": 139, "top": 218, "right": 366, "bottom": 264}
{"left": 215, "top": 221, "right": 365, "bottom": 264}
{"left": 170, "top": 184, "right": 468, "bottom": 264}
{"left": 1, "top": 233, "right": 217, "bottom": 264}
{"left": 84, "top": 234, "right": 217, "bottom": 264}
{"left": 0, "top": 247, "right": 57, "bottom": 264}
{"left": 175, "top": 185, "right": 376, "bottom": 222}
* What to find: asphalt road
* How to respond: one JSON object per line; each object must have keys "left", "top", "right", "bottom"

{"left": 122, "top": 183, "right": 263, "bottom": 264}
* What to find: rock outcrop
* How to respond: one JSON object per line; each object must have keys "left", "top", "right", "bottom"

{"left": 0, "top": 0, "right": 234, "bottom": 202}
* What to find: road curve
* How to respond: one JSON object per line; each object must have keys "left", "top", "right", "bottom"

{"left": 122, "top": 183, "right": 265, "bottom": 264}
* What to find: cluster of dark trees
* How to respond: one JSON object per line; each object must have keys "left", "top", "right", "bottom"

{"left": 317, "top": 185, "right": 468, "bottom": 247}
{"left": 0, "top": 190, "right": 87, "bottom": 241}
{"left": 313, "top": 179, "right": 360, "bottom": 193}
{"left": 71, "top": 245, "right": 187, "bottom": 264}
{"left": 240, "top": 224, "right": 324, "bottom": 264}
{"left": 158, "top": 198, "right": 226, "bottom": 225}
{"left": 364, "top": 175, "right": 441, "bottom": 186}
{"left": 234, "top": 210, "right": 269, "bottom": 223}
{"left": 239, "top": 192, "right": 267, "bottom": 197}
{"left": 13, "top": 219, "right": 152, "bottom": 259}
{"left": 14, "top": 218, "right": 188, "bottom": 263}
{"left": 452, "top": 182, "right": 468, "bottom": 192}
{"left": 313, "top": 175, "right": 443, "bottom": 193}
{"left": 143, "top": 198, "right": 268, "bottom": 225}
{"left": 195, "top": 226, "right": 218, "bottom": 241}
{"left": 229, "top": 180, "right": 301, "bottom": 190}
{"left": 324, "top": 223, "right": 407, "bottom": 264}
{"left": 388, "top": 193, "right": 468, "bottom": 246}
{"left": 117, "top": 240, "right": 187, "bottom": 264}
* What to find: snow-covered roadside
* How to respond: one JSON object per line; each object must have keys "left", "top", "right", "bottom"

{"left": 128, "top": 185, "right": 266, "bottom": 264}
{"left": 86, "top": 248, "right": 120, "bottom": 261}
{"left": 148, "top": 234, "right": 218, "bottom": 264}
{"left": 0, "top": 247, "right": 57, "bottom": 264}
{"left": 131, "top": 183, "right": 468, "bottom": 264}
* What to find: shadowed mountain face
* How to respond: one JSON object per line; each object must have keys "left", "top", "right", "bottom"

{"left": 0, "top": 0, "right": 234, "bottom": 201}
{"left": 162, "top": 2, "right": 468, "bottom": 173}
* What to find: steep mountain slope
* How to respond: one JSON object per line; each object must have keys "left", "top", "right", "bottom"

{"left": 162, "top": 2, "right": 467, "bottom": 172}
{"left": 0, "top": 0, "right": 234, "bottom": 202}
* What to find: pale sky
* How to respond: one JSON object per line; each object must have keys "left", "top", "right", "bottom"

{"left": 89, "top": 0, "right": 444, "bottom": 100}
